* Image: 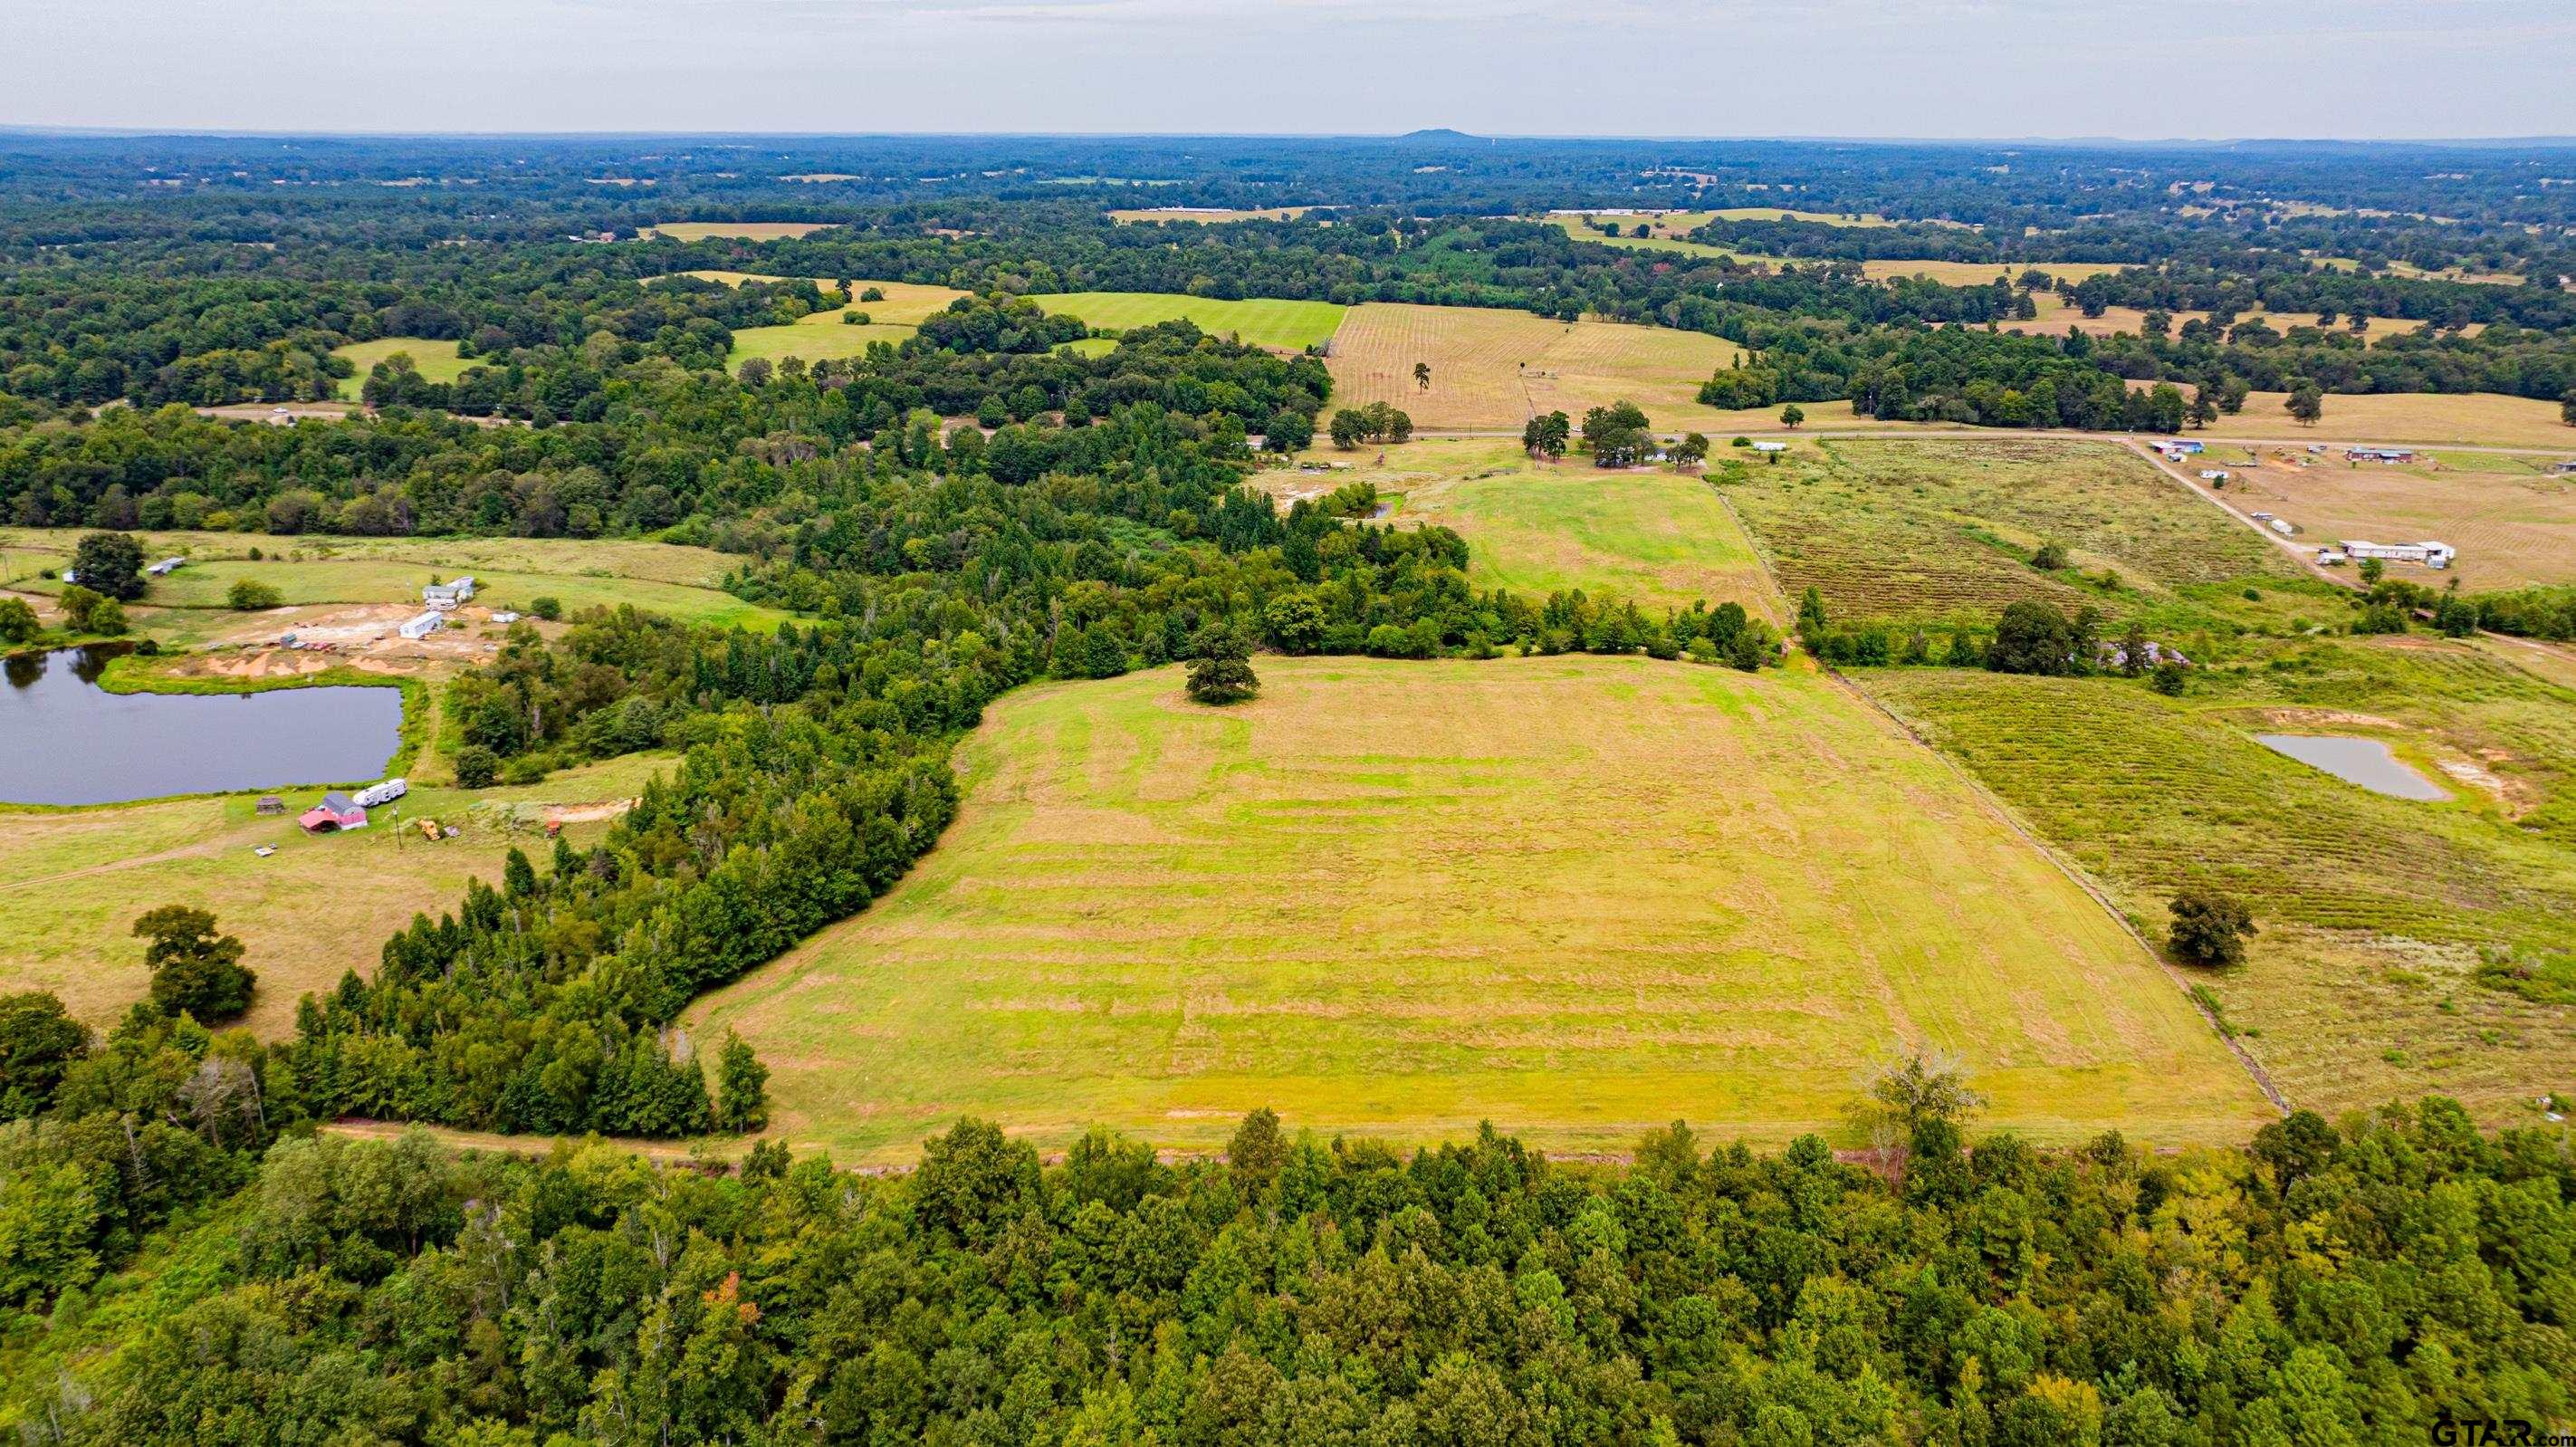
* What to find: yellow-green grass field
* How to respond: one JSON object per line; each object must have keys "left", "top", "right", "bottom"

{"left": 1263, "top": 439, "right": 1779, "bottom": 618}
{"left": 725, "top": 321, "right": 919, "bottom": 370}
{"left": 1721, "top": 438, "right": 2305, "bottom": 626}
{"left": 0, "top": 529, "right": 790, "bottom": 632}
{"left": 330, "top": 338, "right": 472, "bottom": 400}
{"left": 1108, "top": 206, "right": 1312, "bottom": 224}
{"left": 1860, "top": 259, "right": 2129, "bottom": 286}
{"left": 1322, "top": 302, "right": 1748, "bottom": 432}
{"left": 640, "top": 221, "right": 838, "bottom": 242}
{"left": 1022, "top": 292, "right": 1346, "bottom": 351}
{"left": 2200, "top": 452, "right": 2576, "bottom": 591}
{"left": 0, "top": 752, "right": 671, "bottom": 1040}
{"left": 694, "top": 655, "right": 2273, "bottom": 1163}
{"left": 2190, "top": 391, "right": 2576, "bottom": 451}
{"left": 1537, "top": 216, "right": 2121, "bottom": 287}
{"left": 1867, "top": 642, "right": 2576, "bottom": 1126}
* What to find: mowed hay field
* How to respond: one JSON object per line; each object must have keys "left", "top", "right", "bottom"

{"left": 1324, "top": 303, "right": 1747, "bottom": 431}
{"left": 1023, "top": 292, "right": 1345, "bottom": 350}
{"left": 0, "top": 753, "right": 671, "bottom": 1040}
{"left": 2192, "top": 391, "right": 2576, "bottom": 450}
{"left": 0, "top": 529, "right": 791, "bottom": 632}
{"left": 1260, "top": 440, "right": 1778, "bottom": 618}
{"left": 331, "top": 338, "right": 472, "bottom": 400}
{"left": 658, "top": 273, "right": 968, "bottom": 325}
{"left": 1723, "top": 439, "right": 2303, "bottom": 625}
{"left": 640, "top": 221, "right": 838, "bottom": 242}
{"left": 2203, "top": 452, "right": 2576, "bottom": 590}
{"left": 693, "top": 655, "right": 2273, "bottom": 1163}
{"left": 1868, "top": 644, "right": 2576, "bottom": 1123}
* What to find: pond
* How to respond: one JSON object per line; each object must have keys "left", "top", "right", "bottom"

{"left": 2253, "top": 733, "right": 2451, "bottom": 802}
{"left": 0, "top": 647, "right": 404, "bottom": 806}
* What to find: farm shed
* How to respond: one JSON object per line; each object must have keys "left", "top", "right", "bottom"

{"left": 298, "top": 792, "right": 368, "bottom": 833}
{"left": 2344, "top": 447, "right": 2418, "bottom": 464}
{"left": 398, "top": 610, "right": 444, "bottom": 640}
{"left": 255, "top": 796, "right": 284, "bottom": 815}
{"left": 1751, "top": 441, "right": 1788, "bottom": 454}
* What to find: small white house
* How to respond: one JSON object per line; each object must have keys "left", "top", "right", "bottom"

{"left": 398, "top": 610, "right": 444, "bottom": 640}
{"left": 2198, "top": 468, "right": 2230, "bottom": 483}
{"left": 2268, "top": 518, "right": 2294, "bottom": 536}
{"left": 1751, "top": 440, "right": 1788, "bottom": 454}
{"left": 146, "top": 557, "right": 186, "bottom": 577}
{"left": 422, "top": 575, "right": 476, "bottom": 610}
{"left": 2316, "top": 548, "right": 2349, "bottom": 566}
{"left": 488, "top": 610, "right": 522, "bottom": 624}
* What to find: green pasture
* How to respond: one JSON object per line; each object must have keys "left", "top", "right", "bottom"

{"left": 1021, "top": 292, "right": 1346, "bottom": 350}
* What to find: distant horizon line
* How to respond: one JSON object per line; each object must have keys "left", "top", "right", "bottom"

{"left": 5, "top": 123, "right": 2576, "bottom": 149}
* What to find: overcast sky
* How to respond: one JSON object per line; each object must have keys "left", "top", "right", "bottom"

{"left": 9, "top": 0, "right": 2573, "bottom": 139}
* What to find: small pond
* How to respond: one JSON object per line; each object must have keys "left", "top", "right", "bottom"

{"left": 0, "top": 647, "right": 403, "bottom": 806}
{"left": 2253, "top": 733, "right": 2450, "bottom": 802}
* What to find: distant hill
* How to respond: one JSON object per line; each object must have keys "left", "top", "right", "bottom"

{"left": 1393, "top": 128, "right": 1482, "bottom": 144}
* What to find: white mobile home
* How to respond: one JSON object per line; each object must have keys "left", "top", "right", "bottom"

{"left": 2342, "top": 540, "right": 2455, "bottom": 569}
{"left": 422, "top": 575, "right": 477, "bottom": 609}
{"left": 398, "top": 610, "right": 444, "bottom": 640}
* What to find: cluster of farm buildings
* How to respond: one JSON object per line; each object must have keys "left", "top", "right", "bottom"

{"left": 2154, "top": 440, "right": 2456, "bottom": 570}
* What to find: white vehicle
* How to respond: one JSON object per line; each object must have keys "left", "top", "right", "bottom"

{"left": 354, "top": 778, "right": 408, "bottom": 809}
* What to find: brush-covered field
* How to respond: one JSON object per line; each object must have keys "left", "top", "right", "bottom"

{"left": 1021, "top": 292, "right": 1346, "bottom": 350}
{"left": 0, "top": 528, "right": 789, "bottom": 632}
{"left": 0, "top": 752, "right": 671, "bottom": 1040}
{"left": 2189, "top": 391, "right": 2576, "bottom": 450}
{"left": 330, "top": 338, "right": 473, "bottom": 400}
{"left": 1722, "top": 438, "right": 2310, "bottom": 627}
{"left": 1866, "top": 637, "right": 2576, "bottom": 1123}
{"left": 1322, "top": 302, "right": 1748, "bottom": 431}
{"left": 693, "top": 655, "right": 2273, "bottom": 1163}
{"left": 1262, "top": 439, "right": 1778, "bottom": 618}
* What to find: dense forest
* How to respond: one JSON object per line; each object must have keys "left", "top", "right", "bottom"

{"left": 4, "top": 1083, "right": 2571, "bottom": 1444}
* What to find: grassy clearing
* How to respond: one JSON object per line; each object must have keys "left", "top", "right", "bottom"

{"left": 1323, "top": 302, "right": 1746, "bottom": 432}
{"left": 1260, "top": 439, "right": 1778, "bottom": 618}
{"left": 1021, "top": 292, "right": 1345, "bottom": 350}
{"left": 330, "top": 338, "right": 471, "bottom": 400}
{"left": 725, "top": 321, "right": 918, "bottom": 370}
{"left": 1866, "top": 640, "right": 2576, "bottom": 1125}
{"left": 1722, "top": 438, "right": 2307, "bottom": 628}
{"left": 1859, "top": 259, "right": 2128, "bottom": 286}
{"left": 2002, "top": 293, "right": 2485, "bottom": 347}
{"left": 693, "top": 654, "right": 2270, "bottom": 1163}
{"left": 0, "top": 752, "right": 672, "bottom": 1040}
{"left": 0, "top": 529, "right": 787, "bottom": 631}
{"left": 640, "top": 222, "right": 837, "bottom": 242}
{"left": 2188, "top": 392, "right": 2576, "bottom": 450}
{"left": 2199, "top": 452, "right": 2576, "bottom": 591}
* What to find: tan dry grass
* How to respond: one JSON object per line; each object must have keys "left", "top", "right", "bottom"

{"left": 1325, "top": 303, "right": 1747, "bottom": 431}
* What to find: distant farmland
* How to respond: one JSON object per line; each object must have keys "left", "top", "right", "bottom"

{"left": 1022, "top": 292, "right": 1345, "bottom": 350}
{"left": 2192, "top": 447, "right": 2576, "bottom": 590}
{"left": 1264, "top": 439, "right": 1780, "bottom": 618}
{"left": 1109, "top": 206, "right": 1312, "bottom": 224}
{"left": 1323, "top": 302, "right": 1746, "bottom": 431}
{"left": 693, "top": 654, "right": 2272, "bottom": 1163}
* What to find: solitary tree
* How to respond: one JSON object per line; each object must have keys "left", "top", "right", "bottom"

{"left": 714, "top": 1031, "right": 770, "bottom": 1132}
{"left": 0, "top": 991, "right": 88, "bottom": 1117}
{"left": 1413, "top": 361, "right": 1431, "bottom": 390}
{"left": 1867, "top": 1049, "right": 1987, "bottom": 1130}
{"left": 2284, "top": 380, "right": 2324, "bottom": 426}
{"left": 227, "top": 579, "right": 282, "bottom": 611}
{"left": 1184, "top": 627, "right": 1260, "bottom": 705}
{"left": 2169, "top": 888, "right": 2256, "bottom": 967}
{"left": 0, "top": 597, "right": 38, "bottom": 644}
{"left": 134, "top": 905, "right": 255, "bottom": 1021}
{"left": 1779, "top": 402, "right": 1805, "bottom": 428}
{"left": 71, "top": 532, "right": 145, "bottom": 601}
